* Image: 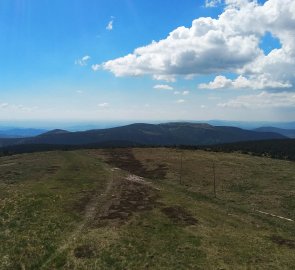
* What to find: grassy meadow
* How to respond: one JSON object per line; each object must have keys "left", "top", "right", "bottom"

{"left": 0, "top": 148, "right": 294, "bottom": 269}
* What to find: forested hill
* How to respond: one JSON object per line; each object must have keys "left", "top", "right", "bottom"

{"left": 0, "top": 122, "right": 286, "bottom": 148}
{"left": 196, "top": 139, "right": 295, "bottom": 161}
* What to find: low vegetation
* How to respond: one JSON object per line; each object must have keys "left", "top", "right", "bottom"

{"left": 197, "top": 139, "right": 295, "bottom": 161}
{"left": 0, "top": 148, "right": 294, "bottom": 269}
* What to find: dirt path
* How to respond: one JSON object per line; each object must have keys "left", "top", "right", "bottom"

{"left": 41, "top": 167, "right": 158, "bottom": 268}
{"left": 93, "top": 172, "right": 159, "bottom": 227}
{"left": 126, "top": 173, "right": 152, "bottom": 185}
{"left": 104, "top": 148, "right": 167, "bottom": 180}
{"left": 40, "top": 168, "right": 115, "bottom": 269}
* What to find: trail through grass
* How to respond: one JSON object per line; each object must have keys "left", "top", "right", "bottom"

{"left": 0, "top": 148, "right": 294, "bottom": 269}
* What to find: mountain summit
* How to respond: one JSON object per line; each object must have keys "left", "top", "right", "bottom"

{"left": 0, "top": 123, "right": 286, "bottom": 148}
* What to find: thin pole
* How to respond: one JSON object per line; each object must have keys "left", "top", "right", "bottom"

{"left": 179, "top": 152, "right": 183, "bottom": 185}
{"left": 213, "top": 161, "right": 216, "bottom": 198}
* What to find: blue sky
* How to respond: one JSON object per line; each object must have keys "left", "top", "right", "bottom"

{"left": 0, "top": 0, "right": 294, "bottom": 123}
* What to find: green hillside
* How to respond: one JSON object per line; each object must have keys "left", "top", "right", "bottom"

{"left": 0, "top": 149, "right": 294, "bottom": 269}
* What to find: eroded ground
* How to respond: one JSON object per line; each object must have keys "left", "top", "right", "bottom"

{"left": 0, "top": 148, "right": 294, "bottom": 269}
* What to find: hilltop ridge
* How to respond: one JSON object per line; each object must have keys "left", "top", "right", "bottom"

{"left": 0, "top": 122, "right": 286, "bottom": 148}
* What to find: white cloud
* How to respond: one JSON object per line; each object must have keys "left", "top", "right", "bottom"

{"left": 12, "top": 104, "right": 38, "bottom": 112}
{"left": 224, "top": 0, "right": 252, "bottom": 8}
{"left": 91, "top": 64, "right": 101, "bottom": 71}
{"left": 176, "top": 99, "right": 185, "bottom": 103}
{"left": 101, "top": 18, "right": 261, "bottom": 79}
{"left": 218, "top": 91, "right": 295, "bottom": 108}
{"left": 182, "top": 90, "right": 190, "bottom": 95}
{"left": 153, "top": 74, "right": 176, "bottom": 82}
{"left": 201, "top": 105, "right": 207, "bottom": 109}
{"left": 96, "top": 0, "right": 295, "bottom": 93}
{"left": 205, "top": 0, "right": 222, "bottom": 8}
{"left": 0, "top": 103, "right": 37, "bottom": 112}
{"left": 221, "top": 0, "right": 295, "bottom": 89}
{"left": 199, "top": 74, "right": 292, "bottom": 90}
{"left": 98, "top": 102, "right": 110, "bottom": 107}
{"left": 100, "top": 2, "right": 262, "bottom": 80}
{"left": 199, "top": 76, "right": 232, "bottom": 89}
{"left": 0, "top": 103, "right": 9, "bottom": 109}
{"left": 75, "top": 55, "right": 91, "bottom": 66}
{"left": 153, "top": 84, "right": 173, "bottom": 90}
{"left": 106, "top": 17, "right": 114, "bottom": 31}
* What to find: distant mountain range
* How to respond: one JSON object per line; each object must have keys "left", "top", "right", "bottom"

{"left": 1, "top": 120, "right": 295, "bottom": 132}
{"left": 253, "top": 127, "right": 295, "bottom": 139}
{"left": 0, "top": 122, "right": 287, "bottom": 148}
{"left": 0, "top": 128, "right": 47, "bottom": 138}
{"left": 205, "top": 120, "right": 295, "bottom": 130}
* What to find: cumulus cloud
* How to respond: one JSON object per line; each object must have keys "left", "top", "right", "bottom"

{"left": 220, "top": 0, "right": 295, "bottom": 89}
{"left": 182, "top": 90, "right": 190, "bottom": 95}
{"left": 101, "top": 18, "right": 261, "bottom": 80}
{"left": 199, "top": 74, "right": 292, "bottom": 90}
{"left": 218, "top": 91, "right": 295, "bottom": 108}
{"left": 96, "top": 0, "right": 295, "bottom": 92}
{"left": 153, "top": 84, "right": 174, "bottom": 90}
{"left": 199, "top": 76, "right": 232, "bottom": 89}
{"left": 205, "top": 0, "right": 222, "bottom": 7}
{"left": 75, "top": 55, "right": 91, "bottom": 66}
{"left": 99, "top": 1, "right": 263, "bottom": 79}
{"left": 224, "top": 0, "right": 252, "bottom": 8}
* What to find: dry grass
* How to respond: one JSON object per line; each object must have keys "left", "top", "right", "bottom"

{"left": 0, "top": 148, "right": 294, "bottom": 269}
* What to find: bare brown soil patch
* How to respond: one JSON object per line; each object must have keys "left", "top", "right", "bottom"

{"left": 102, "top": 180, "right": 158, "bottom": 220}
{"left": 271, "top": 235, "right": 295, "bottom": 249}
{"left": 94, "top": 176, "right": 160, "bottom": 226}
{"left": 161, "top": 206, "right": 198, "bottom": 226}
{"left": 104, "top": 149, "right": 167, "bottom": 179}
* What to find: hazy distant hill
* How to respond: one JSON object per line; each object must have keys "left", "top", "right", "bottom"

{"left": 205, "top": 120, "right": 295, "bottom": 130}
{"left": 0, "top": 128, "right": 47, "bottom": 138}
{"left": 254, "top": 127, "right": 295, "bottom": 138}
{"left": 38, "top": 129, "right": 70, "bottom": 136}
{"left": 0, "top": 122, "right": 286, "bottom": 148}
